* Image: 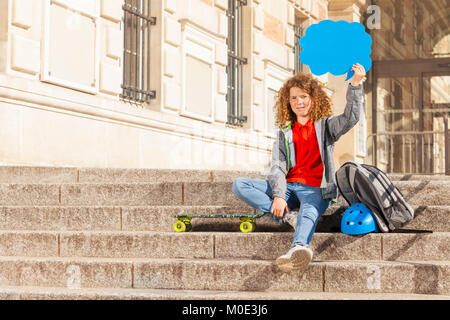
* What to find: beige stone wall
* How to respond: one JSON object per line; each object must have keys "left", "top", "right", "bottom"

{"left": 0, "top": 0, "right": 367, "bottom": 172}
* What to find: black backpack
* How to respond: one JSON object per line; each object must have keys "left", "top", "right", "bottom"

{"left": 335, "top": 161, "right": 415, "bottom": 233}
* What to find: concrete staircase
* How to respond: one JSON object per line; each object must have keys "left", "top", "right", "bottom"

{"left": 0, "top": 166, "right": 448, "bottom": 300}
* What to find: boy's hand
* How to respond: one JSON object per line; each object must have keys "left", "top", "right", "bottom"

{"left": 350, "top": 63, "right": 366, "bottom": 87}
{"left": 271, "top": 197, "right": 290, "bottom": 219}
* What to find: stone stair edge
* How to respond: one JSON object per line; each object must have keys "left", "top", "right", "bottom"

{"left": 0, "top": 257, "right": 447, "bottom": 295}
{"left": 0, "top": 255, "right": 448, "bottom": 265}
{"left": 0, "top": 229, "right": 448, "bottom": 235}
{"left": 0, "top": 165, "right": 448, "bottom": 183}
{"left": 0, "top": 180, "right": 447, "bottom": 191}
{"left": 0, "top": 204, "right": 448, "bottom": 233}
{"left": 0, "top": 286, "right": 449, "bottom": 300}
{"left": 1, "top": 164, "right": 449, "bottom": 174}
{"left": 0, "top": 181, "right": 448, "bottom": 197}
{"left": 0, "top": 203, "right": 447, "bottom": 208}
{"left": 0, "top": 181, "right": 448, "bottom": 206}
{"left": 0, "top": 180, "right": 450, "bottom": 186}
{"left": 0, "top": 230, "right": 447, "bottom": 262}
{"left": 0, "top": 203, "right": 447, "bottom": 215}
{"left": 0, "top": 204, "right": 251, "bottom": 209}
{"left": 0, "top": 181, "right": 448, "bottom": 207}
{"left": 0, "top": 166, "right": 266, "bottom": 183}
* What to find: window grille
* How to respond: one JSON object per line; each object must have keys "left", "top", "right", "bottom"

{"left": 226, "top": 0, "right": 248, "bottom": 126}
{"left": 121, "top": 0, "right": 156, "bottom": 103}
{"left": 294, "top": 24, "right": 305, "bottom": 74}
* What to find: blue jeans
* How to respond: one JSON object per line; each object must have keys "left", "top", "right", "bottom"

{"left": 232, "top": 178, "right": 330, "bottom": 247}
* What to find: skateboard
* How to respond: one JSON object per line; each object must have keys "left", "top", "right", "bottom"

{"left": 172, "top": 212, "right": 266, "bottom": 233}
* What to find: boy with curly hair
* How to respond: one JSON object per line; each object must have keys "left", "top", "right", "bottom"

{"left": 233, "top": 64, "right": 366, "bottom": 272}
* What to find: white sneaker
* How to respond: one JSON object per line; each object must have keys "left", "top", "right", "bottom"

{"left": 282, "top": 210, "right": 298, "bottom": 230}
{"left": 276, "top": 244, "right": 313, "bottom": 273}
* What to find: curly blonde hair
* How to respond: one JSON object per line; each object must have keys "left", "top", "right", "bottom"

{"left": 274, "top": 72, "right": 333, "bottom": 128}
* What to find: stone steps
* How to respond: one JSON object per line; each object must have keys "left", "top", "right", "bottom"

{"left": 0, "top": 204, "right": 448, "bottom": 232}
{"left": 0, "top": 180, "right": 448, "bottom": 206}
{"left": 0, "top": 231, "right": 447, "bottom": 262}
{"left": 318, "top": 204, "right": 450, "bottom": 233}
{"left": 0, "top": 256, "right": 447, "bottom": 295}
{"left": 0, "top": 205, "right": 254, "bottom": 231}
{"left": 0, "top": 286, "right": 448, "bottom": 300}
{"left": 137, "top": 259, "right": 450, "bottom": 295}
{"left": 0, "top": 165, "right": 447, "bottom": 299}
{"left": 0, "top": 166, "right": 447, "bottom": 183}
{"left": 0, "top": 167, "right": 265, "bottom": 184}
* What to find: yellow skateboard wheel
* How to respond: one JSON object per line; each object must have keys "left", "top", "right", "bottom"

{"left": 174, "top": 220, "right": 186, "bottom": 232}
{"left": 240, "top": 221, "right": 253, "bottom": 233}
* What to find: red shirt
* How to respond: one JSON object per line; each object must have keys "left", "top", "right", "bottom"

{"left": 286, "top": 119, "right": 324, "bottom": 187}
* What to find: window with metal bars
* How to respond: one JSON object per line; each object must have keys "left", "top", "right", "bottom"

{"left": 226, "top": 0, "right": 248, "bottom": 126}
{"left": 294, "top": 24, "right": 305, "bottom": 74}
{"left": 121, "top": 0, "right": 156, "bottom": 104}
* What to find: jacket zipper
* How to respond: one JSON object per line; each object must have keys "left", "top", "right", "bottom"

{"left": 282, "top": 124, "right": 292, "bottom": 172}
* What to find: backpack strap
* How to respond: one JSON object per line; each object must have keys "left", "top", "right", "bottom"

{"left": 348, "top": 165, "right": 357, "bottom": 192}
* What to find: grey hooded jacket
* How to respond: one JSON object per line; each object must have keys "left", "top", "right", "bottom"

{"left": 268, "top": 83, "right": 364, "bottom": 201}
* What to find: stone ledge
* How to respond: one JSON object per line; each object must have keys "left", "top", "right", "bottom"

{"left": 0, "top": 205, "right": 448, "bottom": 233}
{"left": 0, "top": 256, "right": 448, "bottom": 295}
{"left": 0, "top": 165, "right": 447, "bottom": 184}
{"left": 1, "top": 285, "right": 448, "bottom": 300}
{"left": 0, "top": 231, "right": 447, "bottom": 262}
{"left": 0, "top": 181, "right": 448, "bottom": 206}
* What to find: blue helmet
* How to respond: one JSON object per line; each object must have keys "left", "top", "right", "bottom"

{"left": 341, "top": 203, "right": 379, "bottom": 235}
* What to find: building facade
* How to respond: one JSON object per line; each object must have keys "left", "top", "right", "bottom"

{"left": 363, "top": 0, "right": 449, "bottom": 174}
{"left": 0, "top": 0, "right": 448, "bottom": 174}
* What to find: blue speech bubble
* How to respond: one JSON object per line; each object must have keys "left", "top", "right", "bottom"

{"left": 299, "top": 20, "right": 372, "bottom": 80}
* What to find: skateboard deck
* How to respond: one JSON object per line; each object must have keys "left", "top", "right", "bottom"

{"left": 172, "top": 212, "right": 266, "bottom": 233}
